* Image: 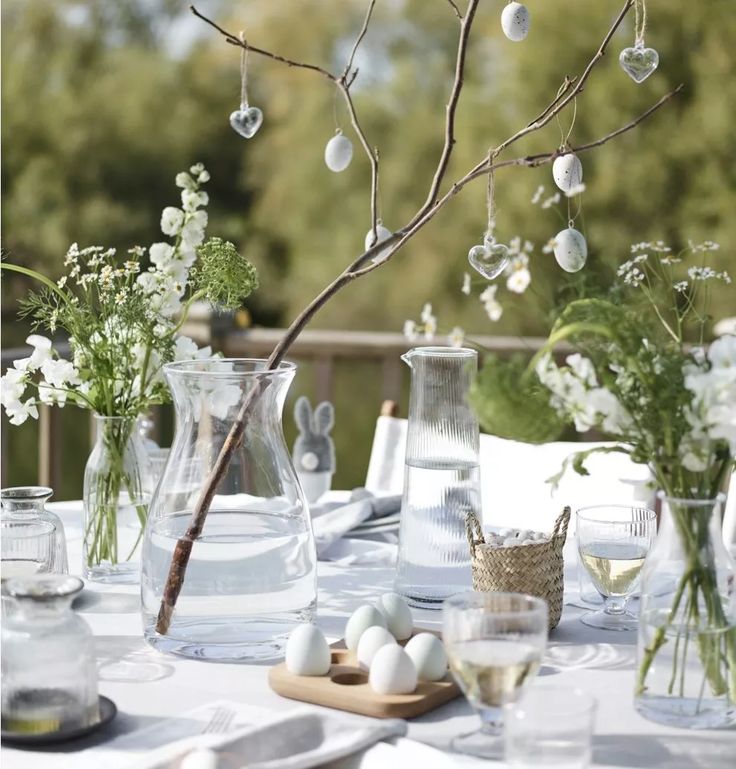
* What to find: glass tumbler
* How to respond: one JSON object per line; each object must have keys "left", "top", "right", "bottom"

{"left": 505, "top": 686, "right": 597, "bottom": 769}
{"left": 1, "top": 575, "right": 99, "bottom": 735}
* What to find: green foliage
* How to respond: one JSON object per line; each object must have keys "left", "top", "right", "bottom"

{"left": 470, "top": 354, "right": 566, "bottom": 443}
{"left": 192, "top": 238, "right": 259, "bottom": 311}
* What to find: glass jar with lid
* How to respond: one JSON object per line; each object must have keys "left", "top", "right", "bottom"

{"left": 1, "top": 487, "right": 68, "bottom": 575}
{"left": 1, "top": 575, "right": 99, "bottom": 735}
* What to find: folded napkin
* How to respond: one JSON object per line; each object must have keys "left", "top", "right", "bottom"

{"left": 310, "top": 489, "right": 401, "bottom": 558}
{"left": 125, "top": 707, "right": 407, "bottom": 769}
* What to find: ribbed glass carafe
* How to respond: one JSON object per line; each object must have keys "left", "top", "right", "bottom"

{"left": 395, "top": 347, "right": 480, "bottom": 608}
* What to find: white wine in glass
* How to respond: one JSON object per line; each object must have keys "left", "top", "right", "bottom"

{"left": 577, "top": 506, "right": 656, "bottom": 631}
{"left": 443, "top": 592, "right": 548, "bottom": 759}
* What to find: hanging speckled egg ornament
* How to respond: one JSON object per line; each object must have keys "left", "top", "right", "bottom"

{"left": 230, "top": 103, "right": 263, "bottom": 139}
{"left": 552, "top": 153, "right": 583, "bottom": 193}
{"left": 501, "top": 2, "right": 530, "bottom": 42}
{"left": 324, "top": 130, "right": 353, "bottom": 173}
{"left": 365, "top": 221, "right": 393, "bottom": 264}
{"left": 619, "top": 42, "right": 659, "bottom": 83}
{"left": 553, "top": 227, "right": 588, "bottom": 273}
{"left": 468, "top": 238, "right": 510, "bottom": 280}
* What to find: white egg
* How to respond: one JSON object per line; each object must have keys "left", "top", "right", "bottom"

{"left": 345, "top": 604, "right": 387, "bottom": 651}
{"left": 375, "top": 593, "right": 413, "bottom": 641}
{"left": 285, "top": 624, "right": 331, "bottom": 676}
{"left": 503, "top": 537, "right": 519, "bottom": 547}
{"left": 404, "top": 633, "right": 448, "bottom": 682}
{"left": 553, "top": 227, "right": 588, "bottom": 273}
{"left": 357, "top": 625, "right": 396, "bottom": 670}
{"left": 521, "top": 539, "right": 535, "bottom": 545}
{"left": 180, "top": 748, "right": 219, "bottom": 769}
{"left": 501, "top": 2, "right": 530, "bottom": 42}
{"left": 552, "top": 153, "right": 583, "bottom": 193}
{"left": 365, "top": 223, "right": 393, "bottom": 264}
{"left": 369, "top": 645, "right": 418, "bottom": 695}
{"left": 324, "top": 132, "right": 353, "bottom": 172}
{"left": 517, "top": 529, "right": 532, "bottom": 540}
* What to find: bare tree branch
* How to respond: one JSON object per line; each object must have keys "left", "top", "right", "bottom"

{"left": 446, "top": 0, "right": 463, "bottom": 20}
{"left": 341, "top": 0, "right": 377, "bottom": 83}
{"left": 156, "top": 0, "right": 678, "bottom": 634}
{"left": 422, "top": 0, "right": 481, "bottom": 209}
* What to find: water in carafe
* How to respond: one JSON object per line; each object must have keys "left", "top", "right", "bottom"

{"left": 395, "top": 347, "right": 481, "bottom": 608}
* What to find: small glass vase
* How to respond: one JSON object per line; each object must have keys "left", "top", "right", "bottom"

{"left": 83, "top": 415, "right": 152, "bottom": 584}
{"left": 1, "top": 575, "right": 99, "bottom": 735}
{"left": 636, "top": 493, "right": 736, "bottom": 728}
{"left": 141, "top": 359, "right": 317, "bottom": 662}
{"left": 1, "top": 487, "right": 68, "bottom": 575}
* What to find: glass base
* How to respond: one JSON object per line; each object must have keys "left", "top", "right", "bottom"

{"left": 143, "top": 606, "right": 316, "bottom": 663}
{"left": 451, "top": 729, "right": 504, "bottom": 759}
{"left": 395, "top": 583, "right": 471, "bottom": 611}
{"left": 84, "top": 561, "right": 140, "bottom": 584}
{"left": 580, "top": 608, "right": 637, "bottom": 631}
{"left": 636, "top": 695, "right": 736, "bottom": 729}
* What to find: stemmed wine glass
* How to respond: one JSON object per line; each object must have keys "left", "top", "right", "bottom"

{"left": 576, "top": 505, "right": 657, "bottom": 631}
{"left": 443, "top": 592, "right": 548, "bottom": 758}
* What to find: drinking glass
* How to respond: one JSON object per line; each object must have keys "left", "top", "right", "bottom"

{"left": 576, "top": 505, "right": 656, "bottom": 631}
{"left": 443, "top": 592, "right": 548, "bottom": 758}
{"left": 505, "top": 686, "right": 597, "bottom": 769}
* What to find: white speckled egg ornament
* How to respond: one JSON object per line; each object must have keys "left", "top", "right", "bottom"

{"left": 285, "top": 624, "right": 331, "bottom": 676}
{"left": 357, "top": 625, "right": 396, "bottom": 670}
{"left": 501, "top": 2, "right": 530, "bottom": 42}
{"left": 369, "top": 645, "right": 418, "bottom": 695}
{"left": 404, "top": 633, "right": 448, "bottom": 682}
{"left": 553, "top": 227, "right": 588, "bottom": 273}
{"left": 345, "top": 605, "right": 387, "bottom": 650}
{"left": 552, "top": 153, "right": 583, "bottom": 193}
{"left": 375, "top": 593, "right": 413, "bottom": 641}
{"left": 324, "top": 130, "right": 353, "bottom": 173}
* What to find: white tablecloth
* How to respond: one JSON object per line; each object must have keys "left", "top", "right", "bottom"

{"left": 2, "top": 502, "right": 734, "bottom": 769}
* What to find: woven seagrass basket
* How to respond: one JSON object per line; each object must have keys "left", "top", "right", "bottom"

{"left": 466, "top": 506, "right": 571, "bottom": 630}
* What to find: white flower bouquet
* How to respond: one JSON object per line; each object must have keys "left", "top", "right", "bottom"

{"left": 1, "top": 164, "right": 258, "bottom": 574}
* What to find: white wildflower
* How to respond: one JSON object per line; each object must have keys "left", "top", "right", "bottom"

{"left": 175, "top": 172, "right": 196, "bottom": 190}
{"left": 564, "top": 182, "right": 586, "bottom": 197}
{"left": 506, "top": 267, "right": 531, "bottom": 294}
{"left": 673, "top": 281, "right": 688, "bottom": 293}
{"left": 160, "top": 207, "right": 185, "bottom": 236}
{"left": 25, "top": 335, "right": 53, "bottom": 370}
{"left": 448, "top": 327, "right": 465, "bottom": 348}
{"left": 461, "top": 272, "right": 471, "bottom": 296}
{"left": 531, "top": 185, "right": 545, "bottom": 205}
{"left": 541, "top": 192, "right": 561, "bottom": 209}
{"left": 5, "top": 398, "right": 38, "bottom": 426}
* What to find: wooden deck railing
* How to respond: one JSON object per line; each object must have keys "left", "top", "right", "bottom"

{"left": 1, "top": 328, "right": 552, "bottom": 489}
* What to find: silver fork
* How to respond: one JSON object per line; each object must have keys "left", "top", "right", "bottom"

{"left": 201, "top": 705, "right": 236, "bottom": 735}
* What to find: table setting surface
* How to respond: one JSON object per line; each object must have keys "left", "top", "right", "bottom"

{"left": 2, "top": 500, "right": 734, "bottom": 769}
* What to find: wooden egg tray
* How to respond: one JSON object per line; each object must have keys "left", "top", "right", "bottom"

{"left": 268, "top": 628, "right": 460, "bottom": 719}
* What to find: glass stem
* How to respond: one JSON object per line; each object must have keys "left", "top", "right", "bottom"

{"left": 603, "top": 595, "right": 628, "bottom": 615}
{"left": 479, "top": 706, "right": 504, "bottom": 734}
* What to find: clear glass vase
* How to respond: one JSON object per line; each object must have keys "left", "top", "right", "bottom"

{"left": 395, "top": 346, "right": 480, "bottom": 608}
{"left": 141, "top": 359, "right": 317, "bottom": 662}
{"left": 1, "top": 487, "right": 68, "bottom": 576}
{"left": 2, "top": 575, "right": 99, "bottom": 735}
{"left": 636, "top": 493, "right": 736, "bottom": 728}
{"left": 83, "top": 415, "right": 152, "bottom": 583}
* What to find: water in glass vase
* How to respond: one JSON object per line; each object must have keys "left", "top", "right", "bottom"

{"left": 395, "top": 459, "right": 479, "bottom": 607}
{"left": 142, "top": 509, "right": 317, "bottom": 661}
{"left": 579, "top": 542, "right": 648, "bottom": 597}
{"left": 636, "top": 608, "right": 736, "bottom": 728}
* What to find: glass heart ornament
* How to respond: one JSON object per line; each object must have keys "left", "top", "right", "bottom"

{"left": 229, "top": 103, "right": 263, "bottom": 139}
{"left": 619, "top": 43, "right": 659, "bottom": 84}
{"left": 468, "top": 240, "right": 510, "bottom": 280}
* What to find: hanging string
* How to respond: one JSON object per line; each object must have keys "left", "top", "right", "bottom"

{"left": 239, "top": 32, "right": 250, "bottom": 108}
{"left": 332, "top": 86, "right": 341, "bottom": 132}
{"left": 486, "top": 149, "right": 498, "bottom": 237}
{"left": 634, "top": 0, "right": 648, "bottom": 47}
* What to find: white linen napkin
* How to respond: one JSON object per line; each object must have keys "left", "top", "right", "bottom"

{"left": 124, "top": 707, "right": 407, "bottom": 769}
{"left": 310, "top": 490, "right": 401, "bottom": 558}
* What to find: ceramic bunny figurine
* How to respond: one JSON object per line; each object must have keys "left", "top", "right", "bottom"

{"left": 293, "top": 396, "right": 336, "bottom": 503}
